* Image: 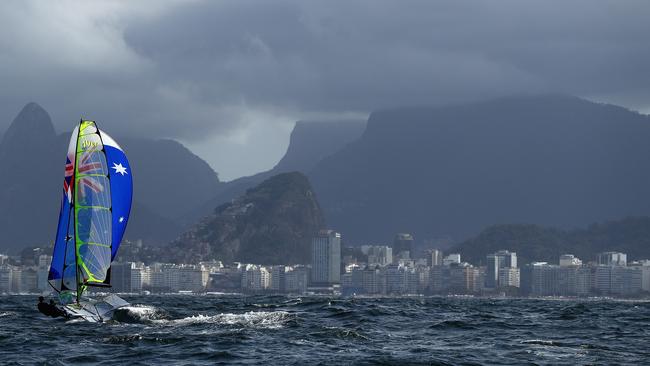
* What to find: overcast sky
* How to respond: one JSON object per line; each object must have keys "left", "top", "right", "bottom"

{"left": 1, "top": 0, "right": 650, "bottom": 180}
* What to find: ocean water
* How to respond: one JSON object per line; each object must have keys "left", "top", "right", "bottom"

{"left": 1, "top": 295, "right": 649, "bottom": 365}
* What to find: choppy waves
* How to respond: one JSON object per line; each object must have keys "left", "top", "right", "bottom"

{"left": 2, "top": 295, "right": 650, "bottom": 364}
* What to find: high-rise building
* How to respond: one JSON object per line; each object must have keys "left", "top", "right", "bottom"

{"left": 384, "top": 264, "right": 403, "bottom": 294}
{"left": 311, "top": 230, "right": 341, "bottom": 285}
{"left": 146, "top": 264, "right": 209, "bottom": 293}
{"left": 284, "top": 266, "right": 309, "bottom": 293}
{"left": 575, "top": 266, "right": 593, "bottom": 296}
{"left": 598, "top": 252, "right": 627, "bottom": 266}
{"left": 0, "top": 265, "right": 12, "bottom": 293}
{"left": 498, "top": 267, "right": 520, "bottom": 288}
{"left": 269, "top": 265, "right": 286, "bottom": 292}
{"left": 209, "top": 266, "right": 244, "bottom": 292}
{"left": 430, "top": 265, "right": 451, "bottom": 293}
{"left": 629, "top": 260, "right": 650, "bottom": 292}
{"left": 131, "top": 263, "right": 150, "bottom": 292}
{"left": 559, "top": 254, "right": 582, "bottom": 267}
{"left": 443, "top": 253, "right": 461, "bottom": 266}
{"left": 361, "top": 266, "right": 382, "bottom": 294}
{"left": 556, "top": 266, "right": 579, "bottom": 295}
{"left": 611, "top": 266, "right": 642, "bottom": 296}
{"left": 404, "top": 266, "right": 419, "bottom": 294}
{"left": 486, "top": 250, "right": 517, "bottom": 289}
{"left": 449, "top": 263, "right": 480, "bottom": 294}
{"left": 366, "top": 246, "right": 393, "bottom": 266}
{"left": 521, "top": 262, "right": 558, "bottom": 296}
{"left": 36, "top": 266, "right": 50, "bottom": 292}
{"left": 10, "top": 267, "right": 22, "bottom": 293}
{"left": 592, "top": 265, "right": 641, "bottom": 296}
{"left": 382, "top": 263, "right": 418, "bottom": 295}
{"left": 241, "top": 264, "right": 271, "bottom": 291}
{"left": 177, "top": 265, "right": 209, "bottom": 292}
{"left": 37, "top": 254, "right": 52, "bottom": 268}
{"left": 594, "top": 265, "right": 612, "bottom": 294}
{"left": 393, "top": 233, "right": 414, "bottom": 259}
{"left": 415, "top": 265, "right": 431, "bottom": 293}
{"left": 428, "top": 249, "right": 443, "bottom": 266}
{"left": 149, "top": 265, "right": 168, "bottom": 293}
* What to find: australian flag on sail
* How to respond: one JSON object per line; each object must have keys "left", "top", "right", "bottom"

{"left": 101, "top": 130, "right": 133, "bottom": 261}
{"left": 64, "top": 151, "right": 106, "bottom": 200}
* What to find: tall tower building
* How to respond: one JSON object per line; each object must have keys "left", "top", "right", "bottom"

{"left": 428, "top": 249, "right": 443, "bottom": 266}
{"left": 598, "top": 252, "right": 627, "bottom": 266}
{"left": 486, "top": 250, "right": 518, "bottom": 289}
{"left": 311, "top": 230, "right": 341, "bottom": 285}
{"left": 393, "top": 233, "right": 414, "bottom": 259}
{"left": 367, "top": 246, "right": 393, "bottom": 266}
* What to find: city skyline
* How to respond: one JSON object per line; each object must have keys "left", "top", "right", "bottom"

{"left": 3, "top": 230, "right": 649, "bottom": 299}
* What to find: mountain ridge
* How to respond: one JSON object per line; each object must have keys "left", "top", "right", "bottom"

{"left": 309, "top": 95, "right": 650, "bottom": 244}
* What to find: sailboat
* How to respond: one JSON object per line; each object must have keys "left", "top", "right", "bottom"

{"left": 47, "top": 120, "right": 133, "bottom": 322}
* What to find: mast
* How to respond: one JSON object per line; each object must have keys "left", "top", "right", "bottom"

{"left": 73, "top": 119, "right": 82, "bottom": 304}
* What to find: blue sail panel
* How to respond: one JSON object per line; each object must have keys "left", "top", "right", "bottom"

{"left": 47, "top": 193, "right": 69, "bottom": 291}
{"left": 62, "top": 215, "right": 77, "bottom": 293}
{"left": 101, "top": 131, "right": 132, "bottom": 261}
{"left": 48, "top": 126, "right": 79, "bottom": 292}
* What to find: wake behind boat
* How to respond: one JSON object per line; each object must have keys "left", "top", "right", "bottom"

{"left": 45, "top": 120, "right": 133, "bottom": 322}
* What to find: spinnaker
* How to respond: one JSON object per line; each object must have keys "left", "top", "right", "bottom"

{"left": 47, "top": 120, "right": 132, "bottom": 320}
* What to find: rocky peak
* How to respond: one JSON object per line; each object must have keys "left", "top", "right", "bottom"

{"left": 1, "top": 102, "right": 56, "bottom": 146}
{"left": 163, "top": 172, "right": 325, "bottom": 264}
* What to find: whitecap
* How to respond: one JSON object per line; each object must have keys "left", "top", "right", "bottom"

{"left": 521, "top": 339, "right": 565, "bottom": 347}
{"left": 112, "top": 304, "right": 167, "bottom": 323}
{"left": 120, "top": 305, "right": 158, "bottom": 317}
{"left": 168, "top": 311, "right": 292, "bottom": 329}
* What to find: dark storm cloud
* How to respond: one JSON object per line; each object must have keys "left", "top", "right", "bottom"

{"left": 123, "top": 0, "right": 650, "bottom": 116}
{"left": 1, "top": 0, "right": 650, "bottom": 178}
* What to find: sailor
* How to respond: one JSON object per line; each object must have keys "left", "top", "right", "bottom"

{"left": 37, "top": 296, "right": 64, "bottom": 318}
{"left": 49, "top": 299, "right": 65, "bottom": 318}
{"left": 37, "top": 296, "right": 53, "bottom": 317}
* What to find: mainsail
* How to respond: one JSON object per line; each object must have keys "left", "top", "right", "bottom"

{"left": 48, "top": 120, "right": 132, "bottom": 303}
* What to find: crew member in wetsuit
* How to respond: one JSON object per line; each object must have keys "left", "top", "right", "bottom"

{"left": 37, "top": 296, "right": 50, "bottom": 316}
{"left": 49, "top": 299, "right": 65, "bottom": 318}
{"left": 37, "top": 296, "right": 64, "bottom": 318}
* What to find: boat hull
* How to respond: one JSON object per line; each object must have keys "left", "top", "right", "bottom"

{"left": 63, "top": 294, "right": 129, "bottom": 323}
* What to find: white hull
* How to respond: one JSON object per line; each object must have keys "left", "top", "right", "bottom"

{"left": 63, "top": 294, "right": 129, "bottom": 323}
